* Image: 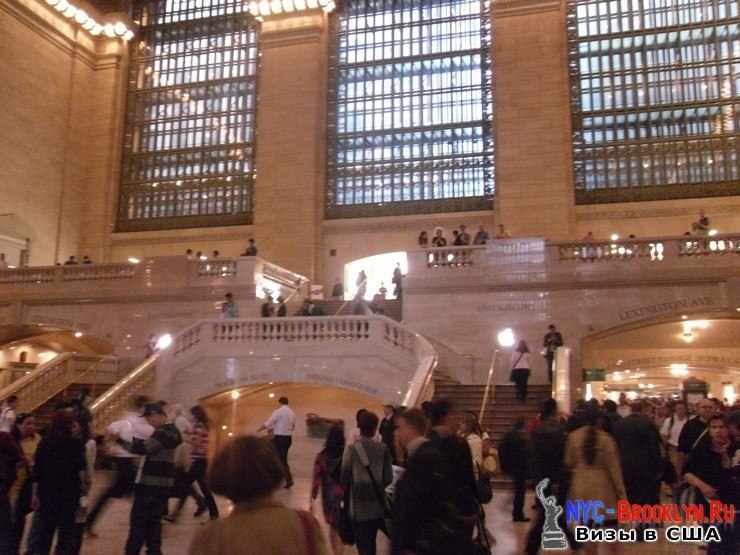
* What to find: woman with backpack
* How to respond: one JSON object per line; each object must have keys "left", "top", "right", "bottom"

{"left": 310, "top": 425, "right": 346, "bottom": 555}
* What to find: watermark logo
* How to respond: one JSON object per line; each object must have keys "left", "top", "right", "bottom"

{"left": 536, "top": 479, "right": 568, "bottom": 551}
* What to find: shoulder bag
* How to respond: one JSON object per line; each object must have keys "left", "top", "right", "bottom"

{"left": 508, "top": 353, "right": 524, "bottom": 382}
{"left": 354, "top": 441, "right": 393, "bottom": 537}
{"left": 474, "top": 463, "right": 493, "bottom": 504}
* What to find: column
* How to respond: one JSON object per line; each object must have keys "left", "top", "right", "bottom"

{"left": 253, "top": 12, "right": 328, "bottom": 280}
{"left": 492, "top": 0, "right": 576, "bottom": 239}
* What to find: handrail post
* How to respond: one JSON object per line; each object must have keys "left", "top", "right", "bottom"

{"left": 479, "top": 348, "right": 498, "bottom": 423}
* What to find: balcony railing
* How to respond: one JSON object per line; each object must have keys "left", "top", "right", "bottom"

{"left": 167, "top": 315, "right": 437, "bottom": 407}
{"left": 0, "top": 256, "right": 307, "bottom": 303}
{"left": 409, "top": 234, "right": 740, "bottom": 286}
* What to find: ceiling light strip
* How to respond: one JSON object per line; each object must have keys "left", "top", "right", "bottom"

{"left": 44, "top": 0, "right": 135, "bottom": 40}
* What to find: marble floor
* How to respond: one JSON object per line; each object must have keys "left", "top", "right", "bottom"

{"left": 74, "top": 471, "right": 708, "bottom": 555}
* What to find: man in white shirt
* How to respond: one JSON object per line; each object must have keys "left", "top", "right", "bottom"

{"left": 258, "top": 396, "right": 296, "bottom": 488}
{"left": 660, "top": 400, "right": 688, "bottom": 471}
{"left": 86, "top": 396, "right": 154, "bottom": 536}
{"left": 0, "top": 396, "right": 18, "bottom": 433}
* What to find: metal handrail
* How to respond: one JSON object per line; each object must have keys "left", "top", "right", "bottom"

{"left": 478, "top": 349, "right": 498, "bottom": 423}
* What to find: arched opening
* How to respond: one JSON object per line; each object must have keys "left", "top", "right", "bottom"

{"left": 344, "top": 251, "right": 408, "bottom": 300}
{"left": 200, "top": 382, "right": 384, "bottom": 479}
{"left": 581, "top": 314, "right": 740, "bottom": 404}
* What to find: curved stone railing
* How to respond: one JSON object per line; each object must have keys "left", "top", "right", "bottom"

{"left": 166, "top": 315, "right": 437, "bottom": 407}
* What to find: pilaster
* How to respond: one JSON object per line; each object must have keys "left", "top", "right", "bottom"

{"left": 252, "top": 12, "right": 328, "bottom": 281}
{"left": 492, "top": 0, "right": 575, "bottom": 239}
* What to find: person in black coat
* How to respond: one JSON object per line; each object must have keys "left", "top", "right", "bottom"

{"left": 499, "top": 417, "right": 530, "bottom": 522}
{"left": 392, "top": 408, "right": 476, "bottom": 555}
{"left": 379, "top": 405, "right": 397, "bottom": 463}
{"left": 612, "top": 400, "right": 663, "bottom": 509}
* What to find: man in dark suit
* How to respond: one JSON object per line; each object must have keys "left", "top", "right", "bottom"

{"left": 379, "top": 405, "right": 397, "bottom": 463}
{"left": 613, "top": 400, "right": 663, "bottom": 520}
{"left": 391, "top": 408, "right": 476, "bottom": 555}
{"left": 542, "top": 324, "right": 563, "bottom": 383}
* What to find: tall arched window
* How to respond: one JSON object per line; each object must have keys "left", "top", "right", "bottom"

{"left": 117, "top": 0, "right": 260, "bottom": 231}
{"left": 326, "top": 0, "right": 494, "bottom": 218}
{"left": 569, "top": 0, "right": 739, "bottom": 203}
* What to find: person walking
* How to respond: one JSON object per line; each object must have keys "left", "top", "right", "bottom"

{"left": 257, "top": 397, "right": 296, "bottom": 489}
{"left": 542, "top": 324, "right": 563, "bottom": 383}
{"left": 510, "top": 340, "right": 532, "bottom": 402}
{"left": 683, "top": 414, "right": 739, "bottom": 554}
{"left": 86, "top": 396, "right": 153, "bottom": 538}
{"left": 0, "top": 426, "right": 21, "bottom": 554}
{"left": 310, "top": 425, "right": 346, "bottom": 555}
{"left": 0, "top": 396, "right": 19, "bottom": 433}
{"left": 564, "top": 408, "right": 627, "bottom": 555}
{"left": 189, "top": 436, "right": 330, "bottom": 554}
{"left": 29, "top": 411, "right": 89, "bottom": 555}
{"left": 167, "top": 406, "right": 219, "bottom": 522}
{"left": 116, "top": 403, "right": 182, "bottom": 555}
{"left": 525, "top": 399, "right": 574, "bottom": 554}
{"left": 221, "top": 292, "right": 239, "bottom": 319}
{"left": 661, "top": 400, "right": 689, "bottom": 477}
{"left": 392, "top": 408, "right": 477, "bottom": 555}
{"left": 677, "top": 398, "right": 716, "bottom": 480}
{"left": 9, "top": 413, "right": 40, "bottom": 554}
{"left": 341, "top": 411, "right": 392, "bottom": 555}
{"left": 612, "top": 400, "right": 663, "bottom": 540}
{"left": 379, "top": 405, "right": 397, "bottom": 463}
{"left": 499, "top": 417, "right": 530, "bottom": 522}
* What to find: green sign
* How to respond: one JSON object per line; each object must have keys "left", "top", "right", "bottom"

{"left": 683, "top": 379, "right": 708, "bottom": 393}
{"left": 583, "top": 368, "right": 606, "bottom": 382}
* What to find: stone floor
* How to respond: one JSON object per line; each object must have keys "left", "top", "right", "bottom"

{"left": 74, "top": 471, "right": 706, "bottom": 555}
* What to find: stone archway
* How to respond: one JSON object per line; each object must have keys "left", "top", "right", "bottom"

{"left": 579, "top": 311, "right": 740, "bottom": 402}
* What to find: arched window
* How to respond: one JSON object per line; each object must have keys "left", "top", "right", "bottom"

{"left": 569, "top": 0, "right": 739, "bottom": 203}
{"left": 117, "top": 0, "right": 260, "bottom": 231}
{"left": 326, "top": 0, "right": 494, "bottom": 218}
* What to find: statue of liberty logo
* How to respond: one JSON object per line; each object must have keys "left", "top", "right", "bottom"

{"left": 536, "top": 478, "right": 568, "bottom": 550}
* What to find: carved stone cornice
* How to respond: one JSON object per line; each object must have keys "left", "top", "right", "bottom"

{"left": 111, "top": 224, "right": 254, "bottom": 246}
{"left": 492, "top": 0, "right": 563, "bottom": 18}
{"left": 322, "top": 209, "right": 494, "bottom": 234}
{"left": 577, "top": 198, "right": 740, "bottom": 222}
{"left": 1, "top": 0, "right": 105, "bottom": 69}
{"left": 260, "top": 11, "right": 326, "bottom": 48}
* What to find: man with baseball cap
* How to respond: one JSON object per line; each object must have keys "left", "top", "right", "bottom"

{"left": 114, "top": 402, "right": 181, "bottom": 555}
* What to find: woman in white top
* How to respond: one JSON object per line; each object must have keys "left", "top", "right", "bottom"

{"left": 510, "top": 340, "right": 532, "bottom": 403}
{"left": 460, "top": 413, "right": 484, "bottom": 476}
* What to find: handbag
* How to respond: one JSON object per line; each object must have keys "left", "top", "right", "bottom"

{"left": 354, "top": 442, "right": 393, "bottom": 537}
{"left": 474, "top": 464, "right": 493, "bottom": 504}
{"left": 509, "top": 353, "right": 524, "bottom": 382}
{"left": 337, "top": 488, "right": 355, "bottom": 545}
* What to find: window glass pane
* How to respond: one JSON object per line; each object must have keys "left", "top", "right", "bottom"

{"left": 118, "top": 0, "right": 259, "bottom": 230}
{"left": 568, "top": 0, "right": 739, "bottom": 198}
{"left": 327, "top": 0, "right": 494, "bottom": 217}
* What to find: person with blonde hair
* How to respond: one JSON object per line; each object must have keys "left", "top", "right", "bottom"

{"left": 189, "top": 436, "right": 330, "bottom": 555}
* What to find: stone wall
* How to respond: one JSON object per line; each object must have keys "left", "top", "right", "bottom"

{"left": 0, "top": 0, "right": 127, "bottom": 265}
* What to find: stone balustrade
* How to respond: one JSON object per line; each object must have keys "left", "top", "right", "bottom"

{"left": 0, "top": 256, "right": 307, "bottom": 303}
{"left": 161, "top": 315, "right": 436, "bottom": 407}
{"left": 409, "top": 234, "right": 740, "bottom": 286}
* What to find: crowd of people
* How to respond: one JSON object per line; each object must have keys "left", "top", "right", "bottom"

{"left": 497, "top": 395, "right": 740, "bottom": 555}
{"left": 417, "top": 224, "right": 511, "bottom": 249}
{"left": 0, "top": 393, "right": 224, "bottom": 555}
{"left": 1, "top": 389, "right": 738, "bottom": 555}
